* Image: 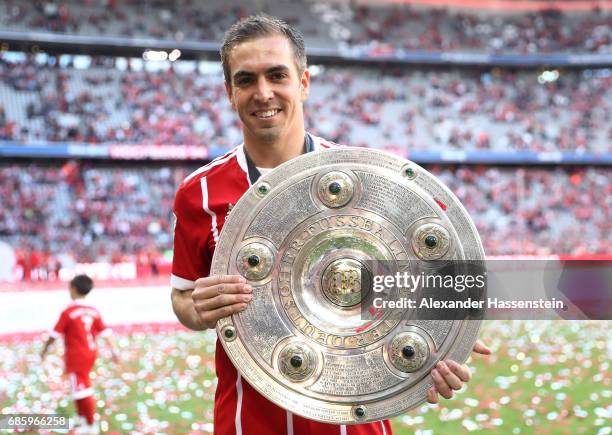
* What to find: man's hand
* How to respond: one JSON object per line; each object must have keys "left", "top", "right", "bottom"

{"left": 427, "top": 340, "right": 492, "bottom": 404}
{"left": 103, "top": 335, "right": 120, "bottom": 365}
{"left": 192, "top": 275, "right": 253, "bottom": 329}
{"left": 40, "top": 337, "right": 55, "bottom": 360}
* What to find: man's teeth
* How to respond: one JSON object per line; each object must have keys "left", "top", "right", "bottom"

{"left": 256, "top": 110, "right": 279, "bottom": 118}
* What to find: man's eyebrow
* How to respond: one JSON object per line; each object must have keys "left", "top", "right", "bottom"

{"left": 265, "top": 65, "right": 290, "bottom": 74}
{"left": 232, "top": 65, "right": 290, "bottom": 81}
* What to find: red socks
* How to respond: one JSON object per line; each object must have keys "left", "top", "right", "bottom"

{"left": 75, "top": 396, "right": 95, "bottom": 425}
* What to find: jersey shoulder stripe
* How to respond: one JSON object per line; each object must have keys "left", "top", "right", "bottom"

{"left": 182, "top": 148, "right": 239, "bottom": 185}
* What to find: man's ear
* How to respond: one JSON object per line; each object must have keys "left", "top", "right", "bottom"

{"left": 300, "top": 68, "right": 310, "bottom": 101}
{"left": 224, "top": 80, "right": 237, "bottom": 111}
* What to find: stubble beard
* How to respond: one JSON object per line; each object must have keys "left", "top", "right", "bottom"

{"left": 255, "top": 128, "right": 281, "bottom": 143}
{"left": 246, "top": 121, "right": 283, "bottom": 143}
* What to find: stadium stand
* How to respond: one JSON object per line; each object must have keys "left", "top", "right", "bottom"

{"left": 0, "top": 0, "right": 609, "bottom": 54}
{"left": 0, "top": 53, "right": 610, "bottom": 154}
{"left": 0, "top": 0, "right": 331, "bottom": 47}
{"left": 0, "top": 3, "right": 609, "bottom": 282}
{"left": 0, "top": 162, "right": 609, "bottom": 281}
{"left": 333, "top": 5, "right": 611, "bottom": 54}
{"left": 0, "top": 162, "right": 187, "bottom": 275}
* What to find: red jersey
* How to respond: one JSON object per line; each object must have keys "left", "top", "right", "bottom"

{"left": 50, "top": 301, "right": 109, "bottom": 374}
{"left": 172, "top": 134, "right": 392, "bottom": 435}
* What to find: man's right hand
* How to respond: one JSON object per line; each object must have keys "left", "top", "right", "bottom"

{"left": 192, "top": 275, "right": 253, "bottom": 329}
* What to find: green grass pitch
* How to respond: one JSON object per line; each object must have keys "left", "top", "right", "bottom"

{"left": 1, "top": 320, "right": 609, "bottom": 434}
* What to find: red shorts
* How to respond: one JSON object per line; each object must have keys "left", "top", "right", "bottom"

{"left": 69, "top": 371, "right": 93, "bottom": 400}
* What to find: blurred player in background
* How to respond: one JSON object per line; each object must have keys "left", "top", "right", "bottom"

{"left": 41, "top": 274, "right": 119, "bottom": 434}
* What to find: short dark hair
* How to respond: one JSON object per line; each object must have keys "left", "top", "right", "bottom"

{"left": 220, "top": 14, "right": 307, "bottom": 84}
{"left": 70, "top": 274, "right": 93, "bottom": 295}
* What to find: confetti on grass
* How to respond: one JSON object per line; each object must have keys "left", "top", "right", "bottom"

{"left": 0, "top": 321, "right": 609, "bottom": 433}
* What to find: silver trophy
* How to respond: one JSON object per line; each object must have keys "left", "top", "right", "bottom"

{"left": 212, "top": 148, "right": 485, "bottom": 424}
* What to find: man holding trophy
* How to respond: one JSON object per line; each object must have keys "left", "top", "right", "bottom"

{"left": 171, "top": 15, "right": 490, "bottom": 435}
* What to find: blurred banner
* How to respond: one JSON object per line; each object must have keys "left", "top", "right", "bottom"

{"left": 2, "top": 142, "right": 610, "bottom": 164}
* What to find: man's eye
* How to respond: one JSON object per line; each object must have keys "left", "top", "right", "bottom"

{"left": 270, "top": 73, "right": 286, "bottom": 81}
{"left": 235, "top": 77, "right": 252, "bottom": 86}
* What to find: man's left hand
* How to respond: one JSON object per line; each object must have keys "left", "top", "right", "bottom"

{"left": 427, "top": 340, "right": 491, "bottom": 403}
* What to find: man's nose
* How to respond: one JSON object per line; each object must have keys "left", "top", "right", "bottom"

{"left": 254, "top": 77, "right": 273, "bottom": 102}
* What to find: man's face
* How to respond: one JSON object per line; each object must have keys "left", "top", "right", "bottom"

{"left": 225, "top": 35, "right": 310, "bottom": 143}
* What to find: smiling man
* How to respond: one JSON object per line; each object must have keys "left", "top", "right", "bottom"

{"left": 170, "top": 15, "right": 490, "bottom": 435}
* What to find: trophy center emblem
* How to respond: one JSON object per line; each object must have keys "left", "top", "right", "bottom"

{"left": 321, "top": 258, "right": 366, "bottom": 307}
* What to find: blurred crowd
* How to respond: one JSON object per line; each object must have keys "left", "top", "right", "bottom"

{"left": 0, "top": 0, "right": 609, "bottom": 54}
{"left": 1, "top": 54, "right": 610, "bottom": 153}
{"left": 0, "top": 3, "right": 610, "bottom": 282}
{"left": 0, "top": 0, "right": 324, "bottom": 45}
{"left": 340, "top": 6, "right": 610, "bottom": 54}
{"left": 0, "top": 162, "right": 193, "bottom": 280}
{"left": 431, "top": 165, "right": 610, "bottom": 256}
{"left": 0, "top": 0, "right": 244, "bottom": 40}
{"left": 0, "top": 162, "right": 609, "bottom": 280}
{"left": 306, "top": 67, "right": 610, "bottom": 154}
